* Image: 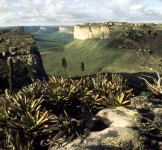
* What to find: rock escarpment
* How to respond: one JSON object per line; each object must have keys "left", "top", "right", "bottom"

{"left": 74, "top": 25, "right": 111, "bottom": 40}
{"left": 0, "top": 31, "right": 47, "bottom": 91}
{"left": 59, "top": 27, "right": 74, "bottom": 34}
{"left": 74, "top": 22, "right": 158, "bottom": 40}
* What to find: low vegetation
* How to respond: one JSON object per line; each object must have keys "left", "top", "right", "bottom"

{"left": 0, "top": 71, "right": 161, "bottom": 149}
{"left": 0, "top": 73, "right": 135, "bottom": 149}
{"left": 120, "top": 24, "right": 162, "bottom": 96}
{"left": 41, "top": 39, "right": 142, "bottom": 76}
{"left": 0, "top": 24, "right": 162, "bottom": 149}
{"left": 34, "top": 31, "right": 73, "bottom": 51}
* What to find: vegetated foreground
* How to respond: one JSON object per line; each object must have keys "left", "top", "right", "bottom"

{"left": 0, "top": 73, "right": 134, "bottom": 149}
{"left": 0, "top": 73, "right": 161, "bottom": 149}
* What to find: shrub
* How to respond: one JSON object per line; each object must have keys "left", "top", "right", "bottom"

{"left": 120, "top": 25, "right": 162, "bottom": 97}
{"left": 0, "top": 73, "right": 134, "bottom": 149}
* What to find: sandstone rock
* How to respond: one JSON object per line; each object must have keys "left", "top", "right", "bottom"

{"left": 59, "top": 27, "right": 74, "bottom": 34}
{"left": 86, "top": 116, "right": 108, "bottom": 131}
{"left": 74, "top": 25, "right": 111, "bottom": 40}
{"left": 86, "top": 107, "right": 141, "bottom": 130}
{"left": 130, "top": 96, "right": 152, "bottom": 109}
{"left": 57, "top": 127, "right": 140, "bottom": 150}
{"left": 50, "top": 96, "right": 162, "bottom": 150}
{"left": 152, "top": 108, "right": 162, "bottom": 114}
{"left": 0, "top": 31, "right": 47, "bottom": 91}
{"left": 152, "top": 107, "right": 162, "bottom": 126}
{"left": 116, "top": 106, "right": 139, "bottom": 117}
{"left": 87, "top": 127, "right": 139, "bottom": 146}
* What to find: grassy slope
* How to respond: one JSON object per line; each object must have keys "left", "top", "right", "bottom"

{"left": 36, "top": 28, "right": 162, "bottom": 77}
{"left": 41, "top": 39, "right": 143, "bottom": 77}
{"left": 34, "top": 31, "right": 73, "bottom": 51}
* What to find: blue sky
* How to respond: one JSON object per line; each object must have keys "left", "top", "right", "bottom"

{"left": 0, "top": 0, "right": 162, "bottom": 26}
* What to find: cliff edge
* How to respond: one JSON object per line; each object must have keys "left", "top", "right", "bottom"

{"left": 59, "top": 26, "right": 74, "bottom": 34}
{"left": 74, "top": 22, "right": 158, "bottom": 40}
{"left": 74, "top": 25, "right": 111, "bottom": 40}
{"left": 0, "top": 31, "right": 47, "bottom": 91}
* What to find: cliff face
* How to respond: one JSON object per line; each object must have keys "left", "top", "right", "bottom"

{"left": 59, "top": 27, "right": 74, "bottom": 34}
{"left": 0, "top": 31, "right": 47, "bottom": 91}
{"left": 74, "top": 22, "right": 158, "bottom": 40}
{"left": 74, "top": 25, "right": 111, "bottom": 40}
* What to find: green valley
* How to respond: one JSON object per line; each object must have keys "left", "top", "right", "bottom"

{"left": 39, "top": 38, "right": 142, "bottom": 77}
{"left": 30, "top": 23, "right": 162, "bottom": 77}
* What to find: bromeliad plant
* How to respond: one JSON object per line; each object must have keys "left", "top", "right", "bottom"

{"left": 0, "top": 90, "right": 57, "bottom": 150}
{"left": 43, "top": 74, "right": 133, "bottom": 109}
{"left": 87, "top": 73, "right": 133, "bottom": 107}
{"left": 0, "top": 73, "right": 134, "bottom": 149}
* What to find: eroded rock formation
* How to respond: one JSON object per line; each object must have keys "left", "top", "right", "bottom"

{"left": 74, "top": 22, "right": 158, "bottom": 40}
{"left": 74, "top": 25, "right": 111, "bottom": 40}
{"left": 0, "top": 31, "right": 47, "bottom": 91}
{"left": 59, "top": 27, "right": 74, "bottom": 34}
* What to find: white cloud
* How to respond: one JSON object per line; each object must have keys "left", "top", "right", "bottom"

{"left": 0, "top": 0, "right": 162, "bottom": 26}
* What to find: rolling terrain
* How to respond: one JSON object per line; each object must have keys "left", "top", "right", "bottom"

{"left": 39, "top": 38, "right": 143, "bottom": 77}
{"left": 20, "top": 25, "right": 162, "bottom": 77}
{"left": 1, "top": 25, "right": 161, "bottom": 77}
{"left": 34, "top": 31, "right": 73, "bottom": 51}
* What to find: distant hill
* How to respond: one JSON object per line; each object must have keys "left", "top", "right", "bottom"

{"left": 0, "top": 25, "right": 74, "bottom": 52}
{"left": 34, "top": 31, "right": 74, "bottom": 51}
{"left": 24, "top": 26, "right": 40, "bottom": 33}
{"left": 31, "top": 26, "right": 59, "bottom": 34}
{"left": 0, "top": 26, "right": 66, "bottom": 34}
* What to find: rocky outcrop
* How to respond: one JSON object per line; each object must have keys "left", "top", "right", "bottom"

{"left": 59, "top": 27, "right": 74, "bottom": 34}
{"left": 74, "top": 25, "right": 111, "bottom": 40}
{"left": 74, "top": 22, "right": 159, "bottom": 40}
{"left": 0, "top": 31, "right": 47, "bottom": 91}
{"left": 51, "top": 96, "right": 162, "bottom": 150}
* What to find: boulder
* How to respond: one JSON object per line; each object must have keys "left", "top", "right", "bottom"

{"left": 59, "top": 107, "right": 143, "bottom": 149}
{"left": 86, "top": 107, "right": 141, "bottom": 130}
{"left": 130, "top": 96, "right": 152, "bottom": 109}
{"left": 49, "top": 96, "right": 162, "bottom": 150}
{"left": 56, "top": 127, "right": 140, "bottom": 150}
